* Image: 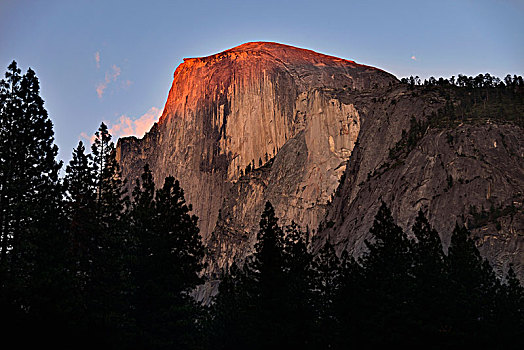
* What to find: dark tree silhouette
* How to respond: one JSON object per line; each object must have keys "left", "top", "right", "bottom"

{"left": 495, "top": 265, "right": 524, "bottom": 346}
{"left": 410, "top": 209, "right": 447, "bottom": 344}
{"left": 0, "top": 61, "right": 70, "bottom": 346}
{"left": 444, "top": 224, "right": 500, "bottom": 346}
{"left": 131, "top": 171, "right": 205, "bottom": 349}
{"left": 85, "top": 123, "right": 130, "bottom": 346}
{"left": 310, "top": 241, "right": 341, "bottom": 346}
{"left": 64, "top": 140, "right": 97, "bottom": 290}
{"left": 358, "top": 201, "right": 415, "bottom": 345}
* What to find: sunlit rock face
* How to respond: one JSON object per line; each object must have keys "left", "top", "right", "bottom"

{"left": 117, "top": 42, "right": 396, "bottom": 246}
{"left": 118, "top": 42, "right": 523, "bottom": 297}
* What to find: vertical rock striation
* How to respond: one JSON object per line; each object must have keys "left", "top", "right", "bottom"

{"left": 117, "top": 42, "right": 396, "bottom": 247}
{"left": 117, "top": 42, "right": 523, "bottom": 289}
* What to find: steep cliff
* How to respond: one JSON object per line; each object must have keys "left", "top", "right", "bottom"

{"left": 117, "top": 41, "right": 396, "bottom": 243}
{"left": 316, "top": 85, "right": 524, "bottom": 280}
{"left": 117, "top": 42, "right": 523, "bottom": 288}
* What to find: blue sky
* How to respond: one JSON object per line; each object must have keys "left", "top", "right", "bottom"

{"left": 1, "top": 0, "right": 523, "bottom": 164}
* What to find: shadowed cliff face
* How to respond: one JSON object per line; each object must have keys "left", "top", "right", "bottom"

{"left": 117, "top": 42, "right": 397, "bottom": 241}
{"left": 315, "top": 86, "right": 524, "bottom": 281}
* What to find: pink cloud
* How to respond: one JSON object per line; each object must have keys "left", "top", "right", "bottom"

{"left": 109, "top": 107, "right": 162, "bottom": 139}
{"left": 80, "top": 131, "right": 96, "bottom": 145}
{"left": 79, "top": 107, "right": 159, "bottom": 146}
{"left": 122, "top": 79, "right": 133, "bottom": 88}
{"left": 107, "top": 64, "right": 121, "bottom": 81}
{"left": 94, "top": 51, "right": 100, "bottom": 69}
{"left": 96, "top": 82, "right": 107, "bottom": 98}
{"left": 96, "top": 64, "right": 121, "bottom": 98}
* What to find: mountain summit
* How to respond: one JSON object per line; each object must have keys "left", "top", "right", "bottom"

{"left": 117, "top": 42, "right": 396, "bottom": 240}
{"left": 117, "top": 43, "right": 523, "bottom": 289}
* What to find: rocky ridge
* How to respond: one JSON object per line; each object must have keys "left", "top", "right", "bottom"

{"left": 316, "top": 87, "right": 523, "bottom": 279}
{"left": 117, "top": 41, "right": 396, "bottom": 242}
{"left": 117, "top": 42, "right": 523, "bottom": 290}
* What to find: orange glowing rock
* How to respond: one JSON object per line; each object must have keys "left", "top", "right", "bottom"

{"left": 118, "top": 41, "right": 396, "bottom": 241}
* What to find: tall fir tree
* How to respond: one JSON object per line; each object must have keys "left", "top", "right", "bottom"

{"left": 445, "top": 223, "right": 500, "bottom": 345}
{"left": 91, "top": 122, "right": 128, "bottom": 225}
{"left": 63, "top": 140, "right": 97, "bottom": 336}
{"left": 129, "top": 170, "right": 205, "bottom": 349}
{"left": 154, "top": 176, "right": 204, "bottom": 294}
{"left": 210, "top": 204, "right": 316, "bottom": 349}
{"left": 87, "top": 123, "right": 130, "bottom": 346}
{"left": 310, "top": 241, "right": 342, "bottom": 347}
{"left": 358, "top": 201, "right": 415, "bottom": 345}
{"left": 0, "top": 61, "right": 70, "bottom": 345}
{"left": 0, "top": 62, "right": 62, "bottom": 275}
{"left": 249, "top": 201, "right": 287, "bottom": 347}
{"left": 0, "top": 61, "right": 22, "bottom": 271}
{"left": 65, "top": 141, "right": 96, "bottom": 210}
{"left": 211, "top": 202, "right": 291, "bottom": 349}
{"left": 64, "top": 140, "right": 97, "bottom": 267}
{"left": 410, "top": 209, "right": 447, "bottom": 344}
{"left": 281, "top": 222, "right": 314, "bottom": 347}
{"left": 494, "top": 265, "right": 524, "bottom": 348}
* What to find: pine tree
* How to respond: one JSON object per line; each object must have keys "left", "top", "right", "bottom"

{"left": 358, "top": 201, "right": 414, "bottom": 345}
{"left": 130, "top": 172, "right": 205, "bottom": 349}
{"left": 0, "top": 62, "right": 62, "bottom": 273}
{"left": 154, "top": 176, "right": 204, "bottom": 293}
{"left": 87, "top": 123, "right": 130, "bottom": 346}
{"left": 445, "top": 224, "right": 500, "bottom": 345}
{"left": 128, "top": 164, "right": 156, "bottom": 339}
{"left": 63, "top": 140, "right": 97, "bottom": 337}
{"left": 281, "top": 222, "right": 314, "bottom": 347}
{"left": 410, "top": 209, "right": 447, "bottom": 344}
{"left": 0, "top": 61, "right": 71, "bottom": 345}
{"left": 211, "top": 204, "right": 315, "bottom": 349}
{"left": 65, "top": 141, "right": 95, "bottom": 208}
{"left": 494, "top": 265, "right": 524, "bottom": 347}
{"left": 310, "top": 241, "right": 341, "bottom": 347}
{"left": 91, "top": 122, "right": 128, "bottom": 225}
{"left": 64, "top": 141, "right": 96, "bottom": 279}
{"left": 248, "top": 201, "right": 287, "bottom": 347}
{"left": 128, "top": 164, "right": 161, "bottom": 347}
{"left": 212, "top": 202, "right": 290, "bottom": 348}
{"left": 0, "top": 61, "right": 22, "bottom": 270}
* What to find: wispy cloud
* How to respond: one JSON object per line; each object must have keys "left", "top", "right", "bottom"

{"left": 108, "top": 64, "right": 121, "bottom": 80}
{"left": 94, "top": 51, "right": 100, "bottom": 69}
{"left": 79, "top": 107, "right": 160, "bottom": 146}
{"left": 80, "top": 131, "right": 96, "bottom": 145}
{"left": 411, "top": 55, "right": 417, "bottom": 61}
{"left": 108, "top": 107, "right": 162, "bottom": 139}
{"left": 95, "top": 83, "right": 107, "bottom": 99}
{"left": 96, "top": 64, "right": 121, "bottom": 98}
{"left": 122, "top": 79, "right": 133, "bottom": 89}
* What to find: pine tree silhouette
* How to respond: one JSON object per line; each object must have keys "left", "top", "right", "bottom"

{"left": 358, "top": 201, "right": 415, "bottom": 345}
{"left": 129, "top": 171, "right": 205, "bottom": 348}
{"left": 0, "top": 61, "right": 69, "bottom": 346}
